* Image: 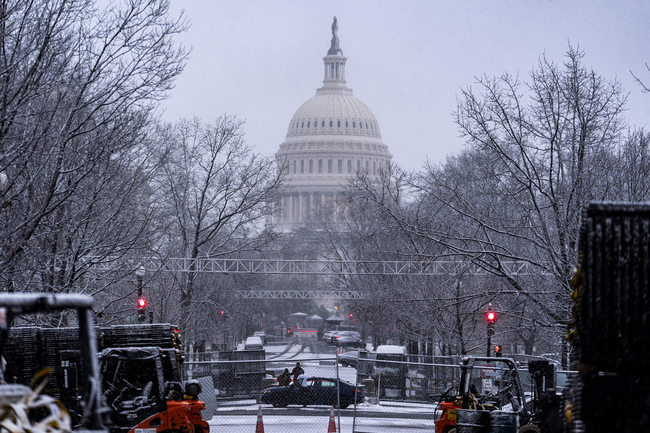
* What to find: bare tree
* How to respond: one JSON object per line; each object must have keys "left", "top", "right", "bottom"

{"left": 612, "top": 129, "right": 650, "bottom": 201}
{"left": 340, "top": 46, "right": 628, "bottom": 359}
{"left": 0, "top": 0, "right": 188, "bottom": 298}
{"left": 156, "top": 116, "right": 284, "bottom": 339}
{"left": 631, "top": 63, "right": 650, "bottom": 93}
{"left": 420, "top": 46, "right": 626, "bottom": 329}
{"left": 310, "top": 165, "right": 475, "bottom": 353}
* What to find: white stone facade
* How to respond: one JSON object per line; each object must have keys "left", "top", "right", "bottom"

{"left": 273, "top": 19, "right": 392, "bottom": 231}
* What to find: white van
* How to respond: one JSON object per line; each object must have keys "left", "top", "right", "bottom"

{"left": 373, "top": 345, "right": 407, "bottom": 385}
{"left": 375, "top": 345, "right": 407, "bottom": 356}
{"left": 245, "top": 336, "right": 264, "bottom": 350}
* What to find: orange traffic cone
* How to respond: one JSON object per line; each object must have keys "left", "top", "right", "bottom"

{"left": 255, "top": 405, "right": 265, "bottom": 433}
{"left": 327, "top": 405, "right": 337, "bottom": 433}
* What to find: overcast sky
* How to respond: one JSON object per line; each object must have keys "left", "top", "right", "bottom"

{"left": 159, "top": 0, "right": 650, "bottom": 171}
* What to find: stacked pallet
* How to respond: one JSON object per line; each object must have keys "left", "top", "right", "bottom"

{"left": 572, "top": 202, "right": 650, "bottom": 432}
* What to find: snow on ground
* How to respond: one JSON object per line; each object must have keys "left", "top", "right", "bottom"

{"left": 211, "top": 400, "right": 437, "bottom": 433}
{"left": 210, "top": 414, "right": 434, "bottom": 433}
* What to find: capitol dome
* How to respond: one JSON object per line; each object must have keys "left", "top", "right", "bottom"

{"left": 273, "top": 17, "right": 392, "bottom": 231}
{"left": 285, "top": 94, "right": 382, "bottom": 140}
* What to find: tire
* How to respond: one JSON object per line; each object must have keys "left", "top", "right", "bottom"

{"left": 272, "top": 395, "right": 287, "bottom": 408}
{"left": 341, "top": 361, "right": 349, "bottom": 367}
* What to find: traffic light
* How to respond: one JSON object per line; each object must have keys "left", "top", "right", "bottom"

{"left": 495, "top": 345, "right": 502, "bottom": 357}
{"left": 220, "top": 310, "right": 226, "bottom": 319}
{"left": 137, "top": 297, "right": 147, "bottom": 322}
{"left": 486, "top": 310, "right": 496, "bottom": 337}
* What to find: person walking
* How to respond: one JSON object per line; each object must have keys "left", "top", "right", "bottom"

{"left": 277, "top": 368, "right": 291, "bottom": 386}
{"left": 291, "top": 362, "right": 304, "bottom": 382}
{"left": 296, "top": 372, "right": 311, "bottom": 407}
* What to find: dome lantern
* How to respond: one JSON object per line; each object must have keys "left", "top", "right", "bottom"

{"left": 319, "top": 17, "right": 349, "bottom": 95}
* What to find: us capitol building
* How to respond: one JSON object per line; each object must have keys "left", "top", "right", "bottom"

{"left": 273, "top": 17, "right": 393, "bottom": 231}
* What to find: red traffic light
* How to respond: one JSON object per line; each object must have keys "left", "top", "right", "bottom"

{"left": 137, "top": 297, "right": 147, "bottom": 309}
{"left": 486, "top": 311, "right": 496, "bottom": 323}
{"left": 349, "top": 313, "right": 353, "bottom": 318}
{"left": 495, "top": 345, "right": 502, "bottom": 357}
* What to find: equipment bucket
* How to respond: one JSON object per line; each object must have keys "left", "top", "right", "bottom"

{"left": 490, "top": 411, "right": 518, "bottom": 433}
{"left": 456, "top": 409, "right": 490, "bottom": 433}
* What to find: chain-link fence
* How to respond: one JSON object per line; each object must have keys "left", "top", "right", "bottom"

{"left": 183, "top": 345, "right": 576, "bottom": 433}
{"left": 183, "top": 348, "right": 466, "bottom": 433}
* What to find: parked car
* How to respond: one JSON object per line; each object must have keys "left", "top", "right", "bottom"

{"left": 259, "top": 377, "right": 364, "bottom": 408}
{"left": 337, "top": 349, "right": 371, "bottom": 368}
{"left": 245, "top": 336, "right": 264, "bottom": 350}
{"left": 322, "top": 329, "right": 340, "bottom": 343}
{"left": 253, "top": 330, "right": 266, "bottom": 344}
{"left": 332, "top": 330, "right": 364, "bottom": 347}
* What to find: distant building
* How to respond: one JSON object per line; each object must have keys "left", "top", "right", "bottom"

{"left": 273, "top": 17, "right": 392, "bottom": 231}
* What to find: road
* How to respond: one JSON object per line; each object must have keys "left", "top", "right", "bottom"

{"left": 210, "top": 415, "right": 436, "bottom": 433}
{"left": 210, "top": 402, "right": 438, "bottom": 433}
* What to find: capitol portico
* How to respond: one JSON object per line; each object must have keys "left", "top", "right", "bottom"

{"left": 274, "top": 17, "right": 392, "bottom": 231}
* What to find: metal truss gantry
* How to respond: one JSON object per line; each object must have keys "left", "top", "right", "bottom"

{"left": 236, "top": 290, "right": 364, "bottom": 299}
{"left": 97, "top": 257, "right": 545, "bottom": 300}
{"left": 125, "top": 257, "right": 542, "bottom": 276}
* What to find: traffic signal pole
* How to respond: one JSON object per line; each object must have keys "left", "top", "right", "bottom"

{"left": 487, "top": 330, "right": 492, "bottom": 357}
{"left": 486, "top": 310, "right": 496, "bottom": 357}
{"left": 136, "top": 267, "right": 146, "bottom": 322}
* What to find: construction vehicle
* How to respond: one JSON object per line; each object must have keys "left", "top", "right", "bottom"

{"left": 2, "top": 316, "right": 209, "bottom": 433}
{"left": 434, "top": 356, "right": 558, "bottom": 433}
{"left": 97, "top": 324, "right": 209, "bottom": 433}
{"left": 99, "top": 345, "right": 208, "bottom": 433}
{"left": 0, "top": 293, "right": 108, "bottom": 433}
